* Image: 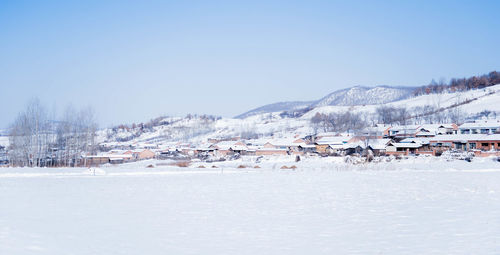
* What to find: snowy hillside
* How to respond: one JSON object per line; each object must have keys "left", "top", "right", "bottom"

{"left": 98, "top": 85, "right": 500, "bottom": 146}
{"left": 235, "top": 86, "right": 415, "bottom": 119}
{"left": 304, "top": 84, "right": 500, "bottom": 118}
{"left": 314, "top": 85, "right": 415, "bottom": 107}
{"left": 236, "top": 85, "right": 415, "bottom": 118}
{"left": 97, "top": 113, "right": 313, "bottom": 146}
{"left": 235, "top": 101, "right": 314, "bottom": 119}
{"left": 97, "top": 116, "right": 219, "bottom": 145}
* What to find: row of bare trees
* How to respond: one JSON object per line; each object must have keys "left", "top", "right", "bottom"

{"left": 310, "top": 104, "right": 471, "bottom": 134}
{"left": 8, "top": 98, "right": 97, "bottom": 167}
{"left": 311, "top": 111, "right": 367, "bottom": 134}
{"left": 414, "top": 71, "right": 500, "bottom": 96}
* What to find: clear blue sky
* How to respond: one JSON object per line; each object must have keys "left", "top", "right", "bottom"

{"left": 1, "top": 0, "right": 499, "bottom": 127}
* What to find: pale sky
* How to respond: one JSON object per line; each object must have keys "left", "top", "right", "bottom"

{"left": 1, "top": 0, "right": 499, "bottom": 127}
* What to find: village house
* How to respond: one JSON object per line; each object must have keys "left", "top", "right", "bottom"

{"left": 298, "top": 144, "right": 316, "bottom": 153}
{"left": 430, "top": 134, "right": 484, "bottom": 152}
{"left": 343, "top": 142, "right": 365, "bottom": 155}
{"left": 84, "top": 154, "right": 134, "bottom": 166}
{"left": 386, "top": 141, "right": 423, "bottom": 155}
{"left": 427, "top": 133, "right": 500, "bottom": 156}
{"left": 387, "top": 125, "right": 422, "bottom": 139}
{"left": 459, "top": 120, "right": 500, "bottom": 135}
{"left": 210, "top": 141, "right": 248, "bottom": 156}
{"left": 255, "top": 147, "right": 289, "bottom": 156}
{"left": 414, "top": 128, "right": 435, "bottom": 137}
{"left": 194, "top": 145, "right": 215, "bottom": 157}
{"left": 158, "top": 147, "right": 190, "bottom": 160}
{"left": 359, "top": 125, "right": 392, "bottom": 139}
{"left": 365, "top": 139, "right": 392, "bottom": 156}
{"left": 387, "top": 124, "right": 457, "bottom": 140}
{"left": 475, "top": 134, "right": 500, "bottom": 151}
{"left": 399, "top": 137, "right": 433, "bottom": 153}
{"left": 315, "top": 136, "right": 349, "bottom": 154}
{"left": 422, "top": 124, "right": 458, "bottom": 135}
{"left": 473, "top": 134, "right": 500, "bottom": 157}
{"left": 263, "top": 138, "right": 307, "bottom": 154}
{"left": 124, "top": 149, "right": 155, "bottom": 160}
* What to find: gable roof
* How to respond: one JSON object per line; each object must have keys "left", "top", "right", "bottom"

{"left": 367, "top": 139, "right": 391, "bottom": 150}
{"left": 316, "top": 136, "right": 349, "bottom": 145}
{"left": 388, "top": 142, "right": 422, "bottom": 148}
{"left": 459, "top": 120, "right": 500, "bottom": 129}
{"left": 213, "top": 141, "right": 248, "bottom": 151}
{"left": 266, "top": 138, "right": 304, "bottom": 147}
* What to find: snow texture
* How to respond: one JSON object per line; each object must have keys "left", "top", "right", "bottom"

{"left": 1, "top": 157, "right": 500, "bottom": 254}
{"left": 313, "top": 85, "right": 415, "bottom": 107}
{"left": 235, "top": 85, "right": 414, "bottom": 119}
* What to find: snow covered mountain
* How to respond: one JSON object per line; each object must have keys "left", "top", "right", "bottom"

{"left": 235, "top": 101, "right": 314, "bottom": 119}
{"left": 236, "top": 85, "right": 415, "bottom": 118}
{"left": 313, "top": 86, "right": 415, "bottom": 107}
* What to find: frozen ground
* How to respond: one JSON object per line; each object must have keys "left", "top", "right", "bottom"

{"left": 1, "top": 158, "right": 500, "bottom": 254}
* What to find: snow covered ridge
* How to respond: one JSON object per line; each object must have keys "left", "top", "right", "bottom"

{"left": 303, "top": 84, "right": 500, "bottom": 117}
{"left": 313, "top": 85, "right": 415, "bottom": 107}
{"left": 237, "top": 85, "right": 415, "bottom": 118}
{"left": 234, "top": 101, "right": 315, "bottom": 119}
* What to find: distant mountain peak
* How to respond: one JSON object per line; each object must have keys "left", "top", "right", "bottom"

{"left": 313, "top": 85, "right": 415, "bottom": 107}
{"left": 235, "top": 101, "right": 314, "bottom": 119}
{"left": 236, "top": 85, "right": 416, "bottom": 119}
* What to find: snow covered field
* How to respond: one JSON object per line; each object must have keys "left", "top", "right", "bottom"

{"left": 1, "top": 159, "right": 500, "bottom": 254}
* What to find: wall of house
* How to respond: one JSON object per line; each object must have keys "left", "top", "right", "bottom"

{"left": 255, "top": 150, "right": 288, "bottom": 156}
{"left": 476, "top": 141, "right": 500, "bottom": 151}
{"left": 315, "top": 144, "right": 329, "bottom": 153}
{"left": 139, "top": 150, "right": 155, "bottom": 159}
{"left": 84, "top": 157, "right": 110, "bottom": 167}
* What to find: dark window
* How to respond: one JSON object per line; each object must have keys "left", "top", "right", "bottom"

{"left": 481, "top": 143, "right": 489, "bottom": 147}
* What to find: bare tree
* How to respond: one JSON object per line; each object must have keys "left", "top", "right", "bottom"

{"left": 9, "top": 99, "right": 98, "bottom": 167}
{"left": 8, "top": 98, "right": 52, "bottom": 167}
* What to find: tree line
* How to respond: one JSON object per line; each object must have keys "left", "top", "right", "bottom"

{"left": 310, "top": 103, "right": 468, "bottom": 134}
{"left": 8, "top": 99, "right": 97, "bottom": 167}
{"left": 414, "top": 70, "right": 500, "bottom": 96}
{"left": 311, "top": 110, "right": 367, "bottom": 134}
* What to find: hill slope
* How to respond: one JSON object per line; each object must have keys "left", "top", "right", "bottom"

{"left": 314, "top": 86, "right": 415, "bottom": 107}
{"left": 236, "top": 85, "right": 416, "bottom": 118}
{"left": 235, "top": 101, "right": 314, "bottom": 119}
